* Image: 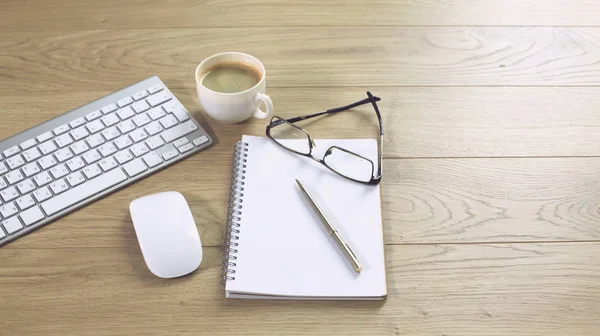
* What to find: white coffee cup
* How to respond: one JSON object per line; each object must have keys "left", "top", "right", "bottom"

{"left": 195, "top": 52, "right": 273, "bottom": 123}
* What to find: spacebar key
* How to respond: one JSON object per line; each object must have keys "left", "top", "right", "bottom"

{"left": 41, "top": 169, "right": 127, "bottom": 216}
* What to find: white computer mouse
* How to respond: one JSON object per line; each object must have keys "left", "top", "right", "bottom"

{"left": 129, "top": 191, "right": 202, "bottom": 278}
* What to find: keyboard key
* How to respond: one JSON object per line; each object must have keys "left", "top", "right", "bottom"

{"left": 1, "top": 187, "right": 19, "bottom": 203}
{"left": 147, "top": 92, "right": 172, "bottom": 107}
{"left": 5, "top": 170, "right": 24, "bottom": 185}
{"left": 99, "top": 157, "right": 118, "bottom": 171}
{"left": 123, "top": 158, "right": 147, "bottom": 177}
{"left": 147, "top": 84, "right": 163, "bottom": 94}
{"left": 117, "top": 106, "right": 135, "bottom": 120}
{"left": 98, "top": 143, "right": 117, "bottom": 157}
{"left": 101, "top": 126, "right": 120, "bottom": 141}
{"left": 37, "top": 131, "right": 53, "bottom": 143}
{"left": 0, "top": 229, "right": 4, "bottom": 240}
{"left": 16, "top": 194, "right": 35, "bottom": 211}
{"left": 66, "top": 171, "right": 86, "bottom": 187}
{"left": 3, "top": 146, "right": 19, "bottom": 158}
{"left": 160, "top": 121, "right": 198, "bottom": 143}
{"left": 22, "top": 147, "right": 41, "bottom": 162}
{"left": 130, "top": 143, "right": 150, "bottom": 157}
{"left": 50, "top": 179, "right": 69, "bottom": 195}
{"left": 55, "top": 133, "right": 74, "bottom": 148}
{"left": 132, "top": 113, "right": 151, "bottom": 127}
{"left": 117, "top": 96, "right": 134, "bottom": 107}
{"left": 38, "top": 155, "right": 57, "bottom": 170}
{"left": 117, "top": 120, "right": 136, "bottom": 134}
{"left": 173, "top": 138, "right": 189, "bottom": 148}
{"left": 70, "top": 126, "right": 89, "bottom": 141}
{"left": 33, "top": 187, "right": 52, "bottom": 202}
{"left": 162, "top": 149, "right": 179, "bottom": 161}
{"left": 0, "top": 201, "right": 18, "bottom": 217}
{"left": 42, "top": 168, "right": 127, "bottom": 216}
{"left": 144, "top": 121, "right": 163, "bottom": 136}
{"left": 39, "top": 141, "right": 58, "bottom": 155}
{"left": 20, "top": 206, "right": 44, "bottom": 226}
{"left": 53, "top": 124, "right": 70, "bottom": 136}
{"left": 148, "top": 107, "right": 166, "bottom": 120}
{"left": 82, "top": 164, "right": 102, "bottom": 179}
{"left": 86, "top": 110, "right": 102, "bottom": 121}
{"left": 6, "top": 154, "right": 25, "bottom": 170}
{"left": 0, "top": 162, "right": 7, "bottom": 175}
{"left": 86, "top": 119, "right": 105, "bottom": 134}
{"left": 101, "top": 113, "right": 120, "bottom": 127}
{"left": 193, "top": 136, "right": 209, "bottom": 146}
{"left": 0, "top": 177, "right": 6, "bottom": 190}
{"left": 172, "top": 106, "right": 190, "bottom": 122}
{"left": 2, "top": 216, "right": 22, "bottom": 234}
{"left": 70, "top": 117, "right": 86, "bottom": 128}
{"left": 133, "top": 90, "right": 149, "bottom": 101}
{"left": 159, "top": 115, "right": 178, "bottom": 129}
{"left": 54, "top": 148, "right": 74, "bottom": 162}
{"left": 21, "top": 163, "right": 40, "bottom": 177}
{"left": 132, "top": 100, "right": 150, "bottom": 113}
{"left": 50, "top": 164, "right": 69, "bottom": 179}
{"left": 33, "top": 171, "right": 53, "bottom": 187}
{"left": 142, "top": 152, "right": 162, "bottom": 168}
{"left": 129, "top": 129, "right": 148, "bottom": 143}
{"left": 20, "top": 138, "right": 37, "bottom": 150}
{"left": 86, "top": 133, "right": 105, "bottom": 148}
{"left": 82, "top": 149, "right": 101, "bottom": 164}
{"left": 66, "top": 156, "right": 86, "bottom": 171}
{"left": 114, "top": 150, "right": 133, "bottom": 164}
{"left": 178, "top": 143, "right": 194, "bottom": 153}
{"left": 70, "top": 140, "right": 90, "bottom": 155}
{"left": 146, "top": 135, "right": 165, "bottom": 150}
{"left": 16, "top": 179, "right": 36, "bottom": 194}
{"left": 114, "top": 135, "right": 133, "bottom": 150}
{"left": 162, "top": 101, "right": 177, "bottom": 113}
{"left": 101, "top": 103, "right": 118, "bottom": 114}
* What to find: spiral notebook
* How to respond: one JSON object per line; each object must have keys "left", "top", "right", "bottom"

{"left": 222, "top": 135, "right": 387, "bottom": 300}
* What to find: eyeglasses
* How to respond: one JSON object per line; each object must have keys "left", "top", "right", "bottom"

{"left": 265, "top": 92, "right": 383, "bottom": 185}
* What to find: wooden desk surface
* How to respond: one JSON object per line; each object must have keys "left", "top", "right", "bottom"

{"left": 2, "top": 1, "right": 600, "bottom": 335}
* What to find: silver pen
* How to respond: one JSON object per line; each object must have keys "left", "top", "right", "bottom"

{"left": 295, "top": 179, "right": 362, "bottom": 273}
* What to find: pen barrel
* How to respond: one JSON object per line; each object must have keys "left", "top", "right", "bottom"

{"left": 331, "top": 231, "right": 362, "bottom": 273}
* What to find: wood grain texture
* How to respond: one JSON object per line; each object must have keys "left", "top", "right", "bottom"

{"left": 2, "top": 244, "right": 600, "bottom": 335}
{"left": 4, "top": 0, "right": 600, "bottom": 28}
{"left": 5, "top": 27, "right": 600, "bottom": 92}
{"left": 3, "top": 0, "right": 600, "bottom": 333}
{"left": 4, "top": 87, "right": 600, "bottom": 158}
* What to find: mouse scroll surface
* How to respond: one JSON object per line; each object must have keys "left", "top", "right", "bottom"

{"left": 130, "top": 191, "right": 203, "bottom": 278}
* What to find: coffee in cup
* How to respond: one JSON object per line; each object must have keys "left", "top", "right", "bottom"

{"left": 195, "top": 52, "right": 273, "bottom": 123}
{"left": 200, "top": 61, "right": 262, "bottom": 94}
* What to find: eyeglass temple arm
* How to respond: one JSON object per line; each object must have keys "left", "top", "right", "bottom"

{"left": 366, "top": 91, "right": 384, "bottom": 180}
{"left": 271, "top": 96, "right": 382, "bottom": 126}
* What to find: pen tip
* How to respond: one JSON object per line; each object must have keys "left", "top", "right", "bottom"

{"left": 295, "top": 178, "right": 301, "bottom": 185}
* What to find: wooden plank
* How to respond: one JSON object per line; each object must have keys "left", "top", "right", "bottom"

{"left": 385, "top": 158, "right": 600, "bottom": 243}
{"left": 3, "top": 87, "right": 600, "bottom": 159}
{"left": 4, "top": 27, "right": 600, "bottom": 91}
{"left": 4, "top": 156, "right": 600, "bottom": 249}
{"left": 1, "top": 244, "right": 599, "bottom": 335}
{"left": 4, "top": 0, "right": 600, "bottom": 29}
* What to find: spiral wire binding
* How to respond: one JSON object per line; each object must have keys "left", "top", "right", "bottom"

{"left": 221, "top": 141, "right": 248, "bottom": 282}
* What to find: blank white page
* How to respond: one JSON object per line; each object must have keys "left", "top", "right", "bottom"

{"left": 225, "top": 135, "right": 386, "bottom": 298}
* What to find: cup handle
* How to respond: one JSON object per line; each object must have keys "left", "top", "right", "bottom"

{"left": 253, "top": 93, "right": 273, "bottom": 119}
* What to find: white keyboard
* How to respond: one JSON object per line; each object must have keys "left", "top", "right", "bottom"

{"left": 0, "top": 76, "right": 213, "bottom": 246}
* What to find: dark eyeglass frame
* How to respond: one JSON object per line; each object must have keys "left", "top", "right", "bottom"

{"left": 265, "top": 92, "right": 383, "bottom": 185}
